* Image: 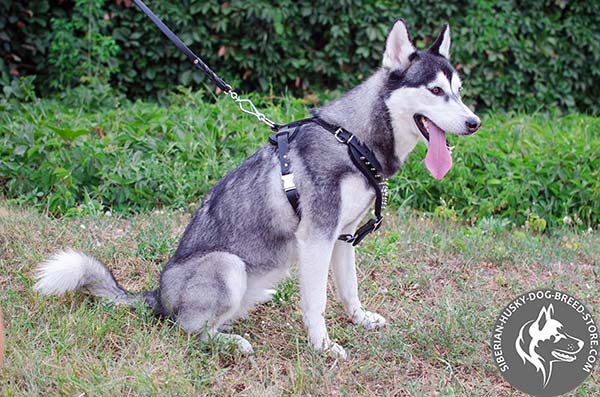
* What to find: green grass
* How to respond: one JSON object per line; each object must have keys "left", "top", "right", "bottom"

{"left": 1, "top": 202, "right": 598, "bottom": 396}
{"left": 1, "top": 89, "right": 599, "bottom": 228}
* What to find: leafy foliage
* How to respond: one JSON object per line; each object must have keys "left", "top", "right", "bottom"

{"left": 48, "top": 0, "right": 120, "bottom": 89}
{"left": 1, "top": 0, "right": 599, "bottom": 113}
{"left": 0, "top": 1, "right": 58, "bottom": 92}
{"left": 1, "top": 91, "right": 598, "bottom": 229}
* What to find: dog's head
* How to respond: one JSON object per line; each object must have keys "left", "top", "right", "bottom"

{"left": 516, "top": 304, "right": 584, "bottom": 387}
{"left": 382, "top": 20, "right": 480, "bottom": 179}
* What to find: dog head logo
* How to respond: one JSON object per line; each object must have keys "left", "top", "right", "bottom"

{"left": 515, "top": 304, "right": 584, "bottom": 387}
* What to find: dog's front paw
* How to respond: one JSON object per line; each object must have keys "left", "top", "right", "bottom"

{"left": 352, "top": 310, "right": 386, "bottom": 330}
{"left": 327, "top": 342, "right": 348, "bottom": 359}
{"left": 312, "top": 339, "right": 348, "bottom": 359}
{"left": 257, "top": 288, "right": 277, "bottom": 304}
{"left": 235, "top": 336, "right": 255, "bottom": 355}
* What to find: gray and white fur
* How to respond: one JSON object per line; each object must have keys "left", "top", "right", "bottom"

{"left": 35, "top": 19, "right": 480, "bottom": 358}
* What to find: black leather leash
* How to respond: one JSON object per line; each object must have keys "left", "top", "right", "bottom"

{"left": 133, "top": 0, "right": 279, "bottom": 129}
{"left": 270, "top": 118, "right": 389, "bottom": 246}
{"left": 132, "top": 0, "right": 230, "bottom": 92}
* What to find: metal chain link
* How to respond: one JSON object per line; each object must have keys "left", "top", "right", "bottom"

{"left": 226, "top": 88, "right": 277, "bottom": 129}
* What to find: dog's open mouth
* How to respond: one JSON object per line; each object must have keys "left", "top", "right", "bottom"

{"left": 552, "top": 350, "right": 577, "bottom": 362}
{"left": 413, "top": 114, "right": 453, "bottom": 180}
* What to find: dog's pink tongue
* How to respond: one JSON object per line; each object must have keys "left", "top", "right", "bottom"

{"left": 424, "top": 122, "right": 452, "bottom": 179}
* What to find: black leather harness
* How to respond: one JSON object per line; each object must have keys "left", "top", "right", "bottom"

{"left": 269, "top": 118, "right": 388, "bottom": 246}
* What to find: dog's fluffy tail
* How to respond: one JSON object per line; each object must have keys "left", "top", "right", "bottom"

{"left": 34, "top": 250, "right": 150, "bottom": 307}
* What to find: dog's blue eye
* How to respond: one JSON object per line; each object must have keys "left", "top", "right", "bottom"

{"left": 430, "top": 87, "right": 443, "bottom": 95}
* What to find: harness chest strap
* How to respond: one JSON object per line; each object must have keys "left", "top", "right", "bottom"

{"left": 270, "top": 118, "right": 389, "bottom": 246}
{"left": 272, "top": 126, "right": 301, "bottom": 216}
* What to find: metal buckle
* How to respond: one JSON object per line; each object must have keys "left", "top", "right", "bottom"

{"left": 334, "top": 128, "right": 346, "bottom": 143}
{"left": 281, "top": 173, "right": 296, "bottom": 191}
{"left": 334, "top": 128, "right": 354, "bottom": 144}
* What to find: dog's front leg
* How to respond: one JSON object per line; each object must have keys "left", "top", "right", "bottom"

{"left": 331, "top": 241, "right": 386, "bottom": 330}
{"left": 297, "top": 233, "right": 347, "bottom": 359}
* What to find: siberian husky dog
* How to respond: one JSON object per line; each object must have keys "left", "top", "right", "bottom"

{"left": 35, "top": 20, "right": 480, "bottom": 358}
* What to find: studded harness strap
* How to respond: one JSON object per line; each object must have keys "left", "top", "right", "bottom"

{"left": 270, "top": 118, "right": 389, "bottom": 246}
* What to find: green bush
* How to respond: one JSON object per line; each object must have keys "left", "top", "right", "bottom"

{"left": 0, "top": 1, "right": 60, "bottom": 94}
{"left": 48, "top": 0, "right": 119, "bottom": 89}
{"left": 1, "top": 92, "right": 598, "bottom": 228}
{"left": 1, "top": 0, "right": 599, "bottom": 113}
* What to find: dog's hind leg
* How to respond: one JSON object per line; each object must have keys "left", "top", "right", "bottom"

{"left": 217, "top": 287, "right": 276, "bottom": 332}
{"left": 161, "top": 252, "right": 254, "bottom": 354}
{"left": 331, "top": 240, "right": 386, "bottom": 330}
{"left": 233, "top": 266, "right": 290, "bottom": 320}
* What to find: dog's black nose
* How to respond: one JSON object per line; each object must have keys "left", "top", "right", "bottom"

{"left": 466, "top": 117, "right": 481, "bottom": 133}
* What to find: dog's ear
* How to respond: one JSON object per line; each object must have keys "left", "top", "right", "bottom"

{"left": 535, "top": 305, "right": 553, "bottom": 331}
{"left": 429, "top": 23, "right": 451, "bottom": 60}
{"left": 383, "top": 19, "right": 416, "bottom": 70}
